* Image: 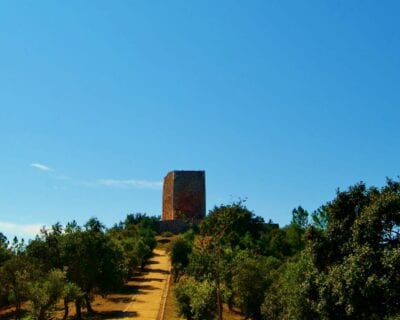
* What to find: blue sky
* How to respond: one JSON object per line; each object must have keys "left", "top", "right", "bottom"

{"left": 1, "top": 1, "right": 399, "bottom": 240}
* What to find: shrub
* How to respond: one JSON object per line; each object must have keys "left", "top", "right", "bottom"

{"left": 171, "top": 238, "right": 192, "bottom": 281}
{"left": 175, "top": 276, "right": 216, "bottom": 320}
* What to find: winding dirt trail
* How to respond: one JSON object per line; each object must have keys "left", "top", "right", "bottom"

{"left": 87, "top": 248, "right": 171, "bottom": 320}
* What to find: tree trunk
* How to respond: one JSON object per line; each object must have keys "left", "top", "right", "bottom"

{"left": 228, "top": 295, "right": 234, "bottom": 310}
{"left": 15, "top": 300, "right": 21, "bottom": 320}
{"left": 63, "top": 298, "right": 69, "bottom": 320}
{"left": 38, "top": 307, "right": 46, "bottom": 320}
{"left": 216, "top": 277, "right": 223, "bottom": 320}
{"left": 75, "top": 299, "right": 82, "bottom": 320}
{"left": 85, "top": 293, "right": 94, "bottom": 314}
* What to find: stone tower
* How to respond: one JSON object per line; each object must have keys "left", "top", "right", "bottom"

{"left": 162, "top": 170, "right": 206, "bottom": 223}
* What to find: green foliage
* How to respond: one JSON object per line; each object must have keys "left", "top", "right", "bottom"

{"left": 177, "top": 202, "right": 301, "bottom": 319}
{"left": 28, "top": 269, "right": 66, "bottom": 320}
{"left": 311, "top": 204, "right": 329, "bottom": 229}
{"left": 291, "top": 206, "right": 309, "bottom": 229}
{"left": 174, "top": 180, "right": 400, "bottom": 320}
{"left": 63, "top": 281, "right": 83, "bottom": 303}
{"left": 162, "top": 231, "right": 174, "bottom": 237}
{"left": 175, "top": 276, "right": 217, "bottom": 320}
{"left": 108, "top": 214, "right": 157, "bottom": 273}
{"left": 10, "top": 236, "right": 25, "bottom": 255}
{"left": 117, "top": 237, "right": 140, "bottom": 274}
{"left": 0, "top": 232, "right": 7, "bottom": 246}
{"left": 0, "top": 233, "right": 11, "bottom": 268}
{"left": 0, "top": 214, "right": 158, "bottom": 317}
{"left": 262, "top": 253, "right": 319, "bottom": 320}
{"left": 295, "top": 180, "right": 400, "bottom": 319}
{"left": 174, "top": 277, "right": 193, "bottom": 319}
{"left": 2, "top": 178, "right": 399, "bottom": 320}
{"left": 200, "top": 201, "right": 265, "bottom": 250}
{"left": 267, "top": 228, "right": 291, "bottom": 257}
{"left": 26, "top": 224, "right": 63, "bottom": 272}
{"left": 138, "top": 226, "right": 157, "bottom": 253}
{"left": 186, "top": 240, "right": 215, "bottom": 280}
{"left": 133, "top": 238, "right": 151, "bottom": 269}
{"left": 171, "top": 237, "right": 192, "bottom": 281}
{"left": 61, "top": 223, "right": 125, "bottom": 297}
{"left": 125, "top": 213, "right": 160, "bottom": 234}
{"left": 285, "top": 224, "right": 304, "bottom": 253}
{"left": 189, "top": 279, "right": 217, "bottom": 320}
{"left": 84, "top": 217, "right": 105, "bottom": 233}
{"left": 0, "top": 255, "right": 36, "bottom": 318}
{"left": 231, "top": 252, "right": 269, "bottom": 319}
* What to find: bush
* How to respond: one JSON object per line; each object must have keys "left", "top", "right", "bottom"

{"left": 171, "top": 238, "right": 192, "bottom": 281}
{"left": 175, "top": 276, "right": 216, "bottom": 320}
{"left": 28, "top": 269, "right": 67, "bottom": 320}
{"left": 232, "top": 253, "right": 269, "bottom": 319}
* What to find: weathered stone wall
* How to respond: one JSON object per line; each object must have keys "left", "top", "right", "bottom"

{"left": 162, "top": 170, "right": 205, "bottom": 223}
{"left": 159, "top": 220, "right": 189, "bottom": 234}
{"left": 173, "top": 171, "right": 205, "bottom": 222}
{"left": 162, "top": 172, "right": 174, "bottom": 221}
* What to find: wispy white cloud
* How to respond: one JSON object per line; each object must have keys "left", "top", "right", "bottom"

{"left": 0, "top": 221, "right": 43, "bottom": 240}
{"left": 31, "top": 163, "right": 53, "bottom": 172}
{"left": 28, "top": 162, "right": 161, "bottom": 191}
{"left": 97, "top": 179, "right": 163, "bottom": 190}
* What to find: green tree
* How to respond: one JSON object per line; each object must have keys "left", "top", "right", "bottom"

{"left": 28, "top": 269, "right": 66, "bottom": 320}
{"left": 283, "top": 206, "right": 309, "bottom": 255}
{"left": 1, "top": 255, "right": 36, "bottom": 319}
{"left": 302, "top": 180, "right": 400, "bottom": 319}
{"left": 198, "top": 202, "right": 266, "bottom": 319}
{"left": 291, "top": 206, "right": 309, "bottom": 229}
{"left": 231, "top": 252, "right": 269, "bottom": 319}
{"left": 171, "top": 237, "right": 192, "bottom": 282}
{"left": 311, "top": 205, "right": 329, "bottom": 229}
{"left": 175, "top": 276, "right": 217, "bottom": 320}
{"left": 61, "top": 219, "right": 124, "bottom": 318}
{"left": 200, "top": 201, "right": 265, "bottom": 250}
{"left": 125, "top": 213, "right": 160, "bottom": 234}
{"left": 62, "top": 282, "right": 83, "bottom": 320}
{"left": 26, "top": 224, "right": 63, "bottom": 273}
{"left": 0, "top": 232, "right": 11, "bottom": 268}
{"left": 266, "top": 228, "right": 291, "bottom": 258}
{"left": 261, "top": 253, "right": 318, "bottom": 320}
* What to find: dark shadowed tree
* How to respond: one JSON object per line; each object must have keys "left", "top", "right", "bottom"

{"left": 61, "top": 218, "right": 124, "bottom": 319}
{"left": 303, "top": 180, "right": 400, "bottom": 319}
{"left": 171, "top": 237, "right": 192, "bottom": 282}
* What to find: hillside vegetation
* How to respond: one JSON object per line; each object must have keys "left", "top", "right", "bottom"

{"left": 170, "top": 179, "right": 400, "bottom": 320}
{"left": 1, "top": 179, "right": 399, "bottom": 320}
{"left": 0, "top": 214, "right": 158, "bottom": 320}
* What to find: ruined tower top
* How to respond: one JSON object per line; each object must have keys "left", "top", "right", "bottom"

{"left": 162, "top": 170, "right": 206, "bottom": 223}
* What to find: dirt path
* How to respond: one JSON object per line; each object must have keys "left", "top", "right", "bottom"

{"left": 83, "top": 249, "right": 170, "bottom": 320}
{"left": 85, "top": 248, "right": 171, "bottom": 320}
{"left": 122, "top": 248, "right": 171, "bottom": 320}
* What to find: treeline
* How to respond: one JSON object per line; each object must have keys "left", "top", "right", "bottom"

{"left": 0, "top": 214, "right": 159, "bottom": 320}
{"left": 170, "top": 179, "right": 400, "bottom": 320}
